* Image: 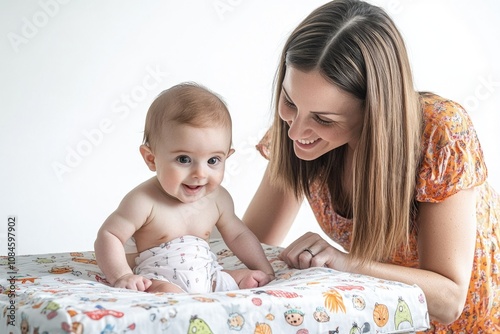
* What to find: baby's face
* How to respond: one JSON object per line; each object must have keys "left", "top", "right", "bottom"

{"left": 152, "top": 123, "right": 232, "bottom": 203}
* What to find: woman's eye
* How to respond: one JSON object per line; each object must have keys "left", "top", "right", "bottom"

{"left": 177, "top": 155, "right": 191, "bottom": 164}
{"left": 282, "top": 96, "right": 296, "bottom": 109}
{"left": 313, "top": 114, "right": 334, "bottom": 125}
{"left": 208, "top": 157, "right": 220, "bottom": 165}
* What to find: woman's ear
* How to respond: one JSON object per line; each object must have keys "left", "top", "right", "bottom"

{"left": 140, "top": 145, "right": 156, "bottom": 171}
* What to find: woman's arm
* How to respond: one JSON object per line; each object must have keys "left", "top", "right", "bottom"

{"left": 411, "top": 187, "right": 476, "bottom": 324}
{"left": 242, "top": 165, "right": 303, "bottom": 246}
{"left": 279, "top": 188, "right": 477, "bottom": 325}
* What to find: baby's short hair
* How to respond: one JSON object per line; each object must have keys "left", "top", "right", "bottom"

{"left": 143, "top": 82, "right": 231, "bottom": 149}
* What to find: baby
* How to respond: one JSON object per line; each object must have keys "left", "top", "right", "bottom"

{"left": 94, "top": 82, "right": 275, "bottom": 293}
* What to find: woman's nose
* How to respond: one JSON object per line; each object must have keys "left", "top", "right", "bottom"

{"left": 280, "top": 106, "right": 305, "bottom": 140}
{"left": 286, "top": 111, "right": 308, "bottom": 141}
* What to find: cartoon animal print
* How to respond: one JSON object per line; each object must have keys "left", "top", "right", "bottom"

{"left": 20, "top": 313, "right": 29, "bottom": 334}
{"left": 216, "top": 249, "right": 232, "bottom": 258}
{"left": 49, "top": 265, "right": 74, "bottom": 274}
{"left": 35, "top": 257, "right": 55, "bottom": 264}
{"left": 394, "top": 297, "right": 413, "bottom": 330}
{"left": 42, "top": 300, "right": 60, "bottom": 319}
{"left": 72, "top": 257, "right": 97, "bottom": 265}
{"left": 15, "top": 277, "right": 38, "bottom": 284}
{"left": 352, "top": 295, "right": 366, "bottom": 310}
{"left": 284, "top": 309, "right": 305, "bottom": 326}
{"left": 152, "top": 308, "right": 177, "bottom": 331}
{"left": 373, "top": 303, "right": 389, "bottom": 327}
{"left": 192, "top": 296, "right": 218, "bottom": 303}
{"left": 227, "top": 312, "right": 245, "bottom": 331}
{"left": 254, "top": 289, "right": 301, "bottom": 298}
{"left": 323, "top": 289, "right": 346, "bottom": 313}
{"left": 349, "top": 322, "right": 370, "bottom": 334}
{"left": 313, "top": 306, "right": 330, "bottom": 322}
{"left": 61, "top": 321, "right": 84, "bottom": 334}
{"left": 99, "top": 323, "right": 116, "bottom": 333}
{"left": 84, "top": 308, "right": 124, "bottom": 320}
{"left": 187, "top": 315, "right": 213, "bottom": 334}
{"left": 254, "top": 322, "right": 272, "bottom": 334}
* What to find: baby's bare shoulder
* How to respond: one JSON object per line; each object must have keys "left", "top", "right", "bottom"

{"left": 117, "top": 178, "right": 161, "bottom": 211}
{"left": 212, "top": 186, "right": 235, "bottom": 212}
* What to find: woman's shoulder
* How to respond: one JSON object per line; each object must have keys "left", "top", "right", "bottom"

{"left": 416, "top": 93, "right": 488, "bottom": 202}
{"left": 420, "top": 92, "right": 476, "bottom": 144}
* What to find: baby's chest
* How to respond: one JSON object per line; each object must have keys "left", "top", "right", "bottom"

{"left": 153, "top": 203, "right": 219, "bottom": 233}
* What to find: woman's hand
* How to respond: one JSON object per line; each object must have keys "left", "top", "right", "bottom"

{"left": 279, "top": 232, "right": 348, "bottom": 270}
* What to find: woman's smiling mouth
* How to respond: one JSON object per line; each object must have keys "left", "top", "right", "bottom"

{"left": 297, "top": 138, "right": 319, "bottom": 145}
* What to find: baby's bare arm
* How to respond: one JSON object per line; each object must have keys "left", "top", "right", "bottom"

{"left": 94, "top": 213, "right": 135, "bottom": 285}
{"left": 94, "top": 187, "right": 153, "bottom": 288}
{"left": 216, "top": 187, "right": 275, "bottom": 278}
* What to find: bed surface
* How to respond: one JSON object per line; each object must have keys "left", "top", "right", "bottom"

{"left": 1, "top": 239, "right": 429, "bottom": 333}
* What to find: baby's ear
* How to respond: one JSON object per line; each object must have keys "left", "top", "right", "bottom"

{"left": 139, "top": 145, "right": 156, "bottom": 171}
{"left": 227, "top": 148, "right": 235, "bottom": 158}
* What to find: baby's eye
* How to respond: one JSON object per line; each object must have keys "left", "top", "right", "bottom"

{"left": 176, "top": 155, "right": 191, "bottom": 164}
{"left": 207, "top": 157, "right": 221, "bottom": 165}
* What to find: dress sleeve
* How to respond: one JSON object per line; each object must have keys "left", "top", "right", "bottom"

{"left": 415, "top": 96, "right": 488, "bottom": 203}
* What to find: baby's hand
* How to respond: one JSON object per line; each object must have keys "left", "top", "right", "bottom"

{"left": 249, "top": 271, "right": 275, "bottom": 288}
{"left": 113, "top": 273, "right": 152, "bottom": 291}
{"left": 229, "top": 269, "right": 275, "bottom": 289}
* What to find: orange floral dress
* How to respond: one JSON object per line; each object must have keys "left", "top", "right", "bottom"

{"left": 257, "top": 94, "right": 500, "bottom": 332}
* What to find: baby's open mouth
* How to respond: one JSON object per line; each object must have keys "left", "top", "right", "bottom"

{"left": 184, "top": 185, "right": 202, "bottom": 190}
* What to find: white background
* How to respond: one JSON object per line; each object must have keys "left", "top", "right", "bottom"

{"left": 1, "top": 0, "right": 499, "bottom": 255}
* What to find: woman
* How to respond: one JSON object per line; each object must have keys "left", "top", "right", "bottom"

{"left": 243, "top": 0, "right": 499, "bottom": 331}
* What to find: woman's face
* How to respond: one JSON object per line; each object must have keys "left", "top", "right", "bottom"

{"left": 278, "top": 67, "right": 364, "bottom": 161}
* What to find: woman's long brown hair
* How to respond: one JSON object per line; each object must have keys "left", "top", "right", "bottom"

{"left": 269, "top": 0, "right": 422, "bottom": 262}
